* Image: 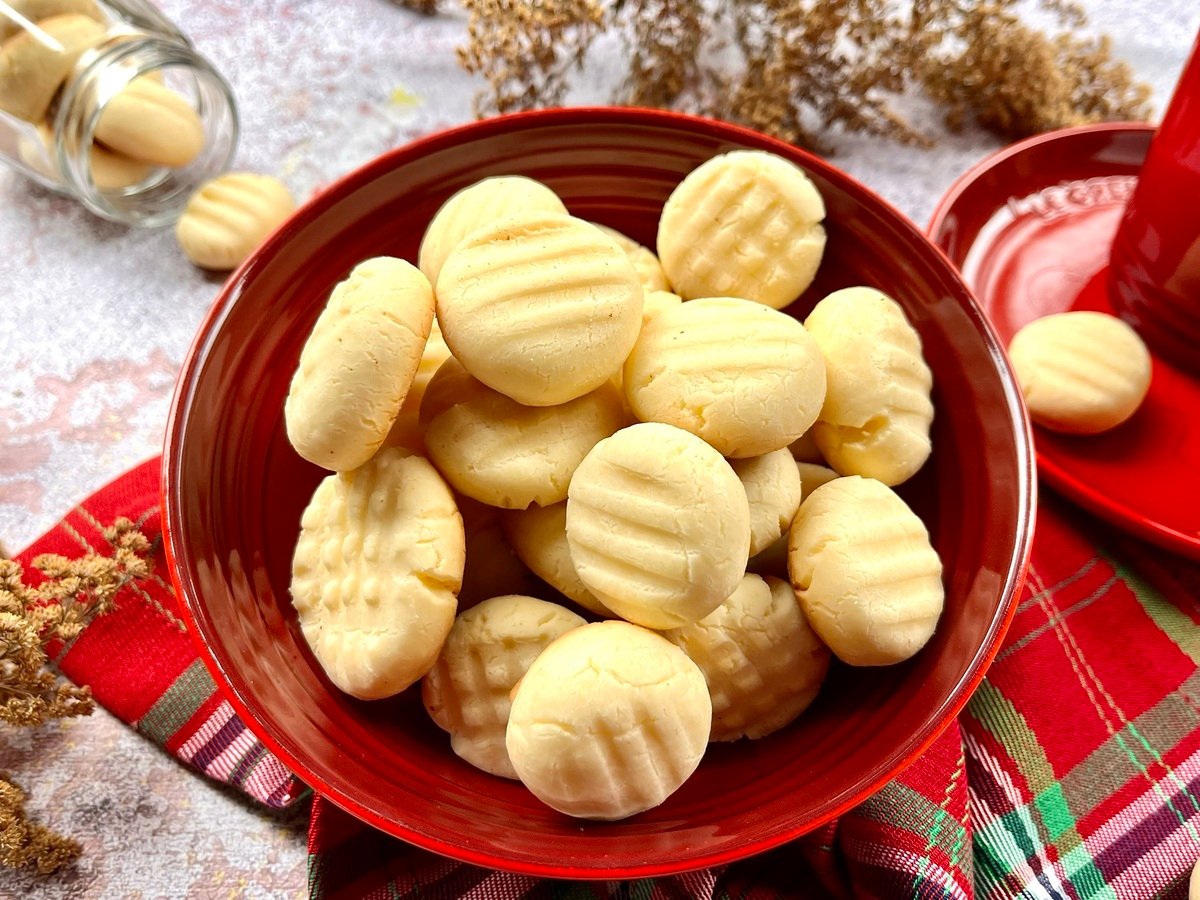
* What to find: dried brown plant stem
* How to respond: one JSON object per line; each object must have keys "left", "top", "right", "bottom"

{"left": 453, "top": 0, "right": 1152, "bottom": 150}
{"left": 0, "top": 518, "right": 148, "bottom": 874}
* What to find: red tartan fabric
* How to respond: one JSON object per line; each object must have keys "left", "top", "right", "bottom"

{"left": 13, "top": 458, "right": 305, "bottom": 809}
{"left": 16, "top": 460, "right": 1200, "bottom": 896}
{"left": 307, "top": 494, "right": 1200, "bottom": 899}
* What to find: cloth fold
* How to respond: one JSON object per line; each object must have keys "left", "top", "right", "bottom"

{"left": 13, "top": 457, "right": 305, "bottom": 810}
{"left": 14, "top": 459, "right": 1200, "bottom": 898}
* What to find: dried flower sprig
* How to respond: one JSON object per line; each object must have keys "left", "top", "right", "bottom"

{"left": 449, "top": 0, "right": 1152, "bottom": 150}
{"left": 459, "top": 0, "right": 606, "bottom": 116}
{"left": 0, "top": 517, "right": 149, "bottom": 874}
{"left": 0, "top": 776, "right": 82, "bottom": 875}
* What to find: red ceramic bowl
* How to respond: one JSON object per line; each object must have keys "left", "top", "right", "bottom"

{"left": 163, "top": 107, "right": 1035, "bottom": 878}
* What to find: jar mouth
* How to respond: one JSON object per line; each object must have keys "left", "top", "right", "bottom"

{"left": 54, "top": 33, "right": 239, "bottom": 227}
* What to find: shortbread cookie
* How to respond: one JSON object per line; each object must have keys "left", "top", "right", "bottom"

{"left": 421, "top": 357, "right": 625, "bottom": 509}
{"left": 418, "top": 176, "right": 567, "bottom": 285}
{"left": 1008, "top": 311, "right": 1151, "bottom": 434}
{"left": 0, "top": 13, "right": 106, "bottom": 122}
{"left": 0, "top": 0, "right": 101, "bottom": 41}
{"left": 19, "top": 122, "right": 151, "bottom": 189}
{"left": 730, "top": 449, "right": 803, "bottom": 556}
{"left": 94, "top": 76, "right": 205, "bottom": 167}
{"left": 657, "top": 150, "right": 826, "bottom": 309}
{"left": 285, "top": 257, "right": 434, "bottom": 471}
{"left": 422, "top": 595, "right": 585, "bottom": 779}
{"left": 788, "top": 476, "right": 943, "bottom": 666}
{"left": 595, "top": 224, "right": 671, "bottom": 292}
{"left": 506, "top": 620, "right": 711, "bottom": 820}
{"left": 436, "top": 213, "right": 643, "bottom": 406}
{"left": 623, "top": 297, "right": 827, "bottom": 458}
{"left": 382, "top": 315, "right": 453, "bottom": 452}
{"left": 290, "top": 449, "right": 465, "bottom": 699}
{"left": 796, "top": 462, "right": 839, "bottom": 498}
{"left": 504, "top": 502, "right": 612, "bottom": 617}
{"left": 664, "top": 574, "right": 830, "bottom": 741}
{"left": 805, "top": 287, "right": 934, "bottom": 486}
{"left": 566, "top": 422, "right": 750, "bottom": 629}
{"left": 456, "top": 495, "right": 550, "bottom": 611}
{"left": 175, "top": 173, "right": 295, "bottom": 270}
{"left": 641, "top": 289, "right": 682, "bottom": 324}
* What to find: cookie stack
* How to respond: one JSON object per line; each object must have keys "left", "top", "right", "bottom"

{"left": 282, "top": 152, "right": 945, "bottom": 821}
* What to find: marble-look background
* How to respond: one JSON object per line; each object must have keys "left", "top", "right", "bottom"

{"left": 1, "top": 1, "right": 1196, "bottom": 896}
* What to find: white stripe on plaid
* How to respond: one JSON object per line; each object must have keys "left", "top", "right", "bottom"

{"left": 174, "top": 699, "right": 298, "bottom": 806}
{"left": 965, "top": 730, "right": 1076, "bottom": 900}
{"left": 1088, "top": 744, "right": 1200, "bottom": 855}
{"left": 178, "top": 701, "right": 237, "bottom": 763}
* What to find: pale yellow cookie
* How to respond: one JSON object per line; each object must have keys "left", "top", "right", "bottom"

{"left": 747, "top": 460, "right": 845, "bottom": 584}
{"left": 1007, "top": 311, "right": 1151, "bottom": 434}
{"left": 421, "top": 357, "right": 625, "bottom": 509}
{"left": 657, "top": 150, "right": 826, "bottom": 309}
{"left": 456, "top": 495, "right": 549, "bottom": 611}
{"left": 566, "top": 422, "right": 750, "bottom": 629}
{"left": 381, "top": 315, "right": 452, "bottom": 452}
{"left": 94, "top": 75, "right": 205, "bottom": 167}
{"left": 623, "top": 296, "right": 827, "bottom": 458}
{"left": 285, "top": 257, "right": 434, "bottom": 472}
{"left": 290, "top": 449, "right": 465, "bottom": 699}
{"left": 595, "top": 224, "right": 671, "bottom": 292}
{"left": 796, "top": 461, "right": 839, "bottom": 498}
{"left": 504, "top": 502, "right": 612, "bottom": 617}
{"left": 175, "top": 173, "right": 296, "bottom": 271}
{"left": 0, "top": 0, "right": 102, "bottom": 41}
{"left": 788, "top": 476, "right": 943, "bottom": 666}
{"left": 18, "top": 121, "right": 152, "bottom": 189}
{"left": 418, "top": 176, "right": 567, "bottom": 285}
{"left": 730, "top": 449, "right": 803, "bottom": 556}
{"left": 641, "top": 289, "right": 682, "bottom": 324}
{"left": 506, "top": 620, "right": 711, "bottom": 820}
{"left": 805, "top": 287, "right": 934, "bottom": 486}
{"left": 436, "top": 213, "right": 644, "bottom": 406}
{"left": 0, "top": 13, "right": 106, "bottom": 122}
{"left": 664, "top": 574, "right": 830, "bottom": 741}
{"left": 422, "top": 595, "right": 585, "bottom": 779}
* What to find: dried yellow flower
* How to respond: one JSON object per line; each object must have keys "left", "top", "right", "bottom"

{"left": 458, "top": 0, "right": 606, "bottom": 115}
{"left": 0, "top": 775, "right": 81, "bottom": 874}
{"left": 0, "top": 517, "right": 150, "bottom": 873}
{"left": 450, "top": 0, "right": 1151, "bottom": 149}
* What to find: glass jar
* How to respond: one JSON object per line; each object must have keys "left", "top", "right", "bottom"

{"left": 0, "top": 0, "right": 237, "bottom": 226}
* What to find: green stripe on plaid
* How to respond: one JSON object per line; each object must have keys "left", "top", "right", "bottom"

{"left": 856, "top": 781, "right": 969, "bottom": 869}
{"left": 136, "top": 658, "right": 216, "bottom": 745}
{"left": 969, "top": 680, "right": 1105, "bottom": 895}
{"left": 1106, "top": 553, "right": 1200, "bottom": 666}
{"left": 1060, "top": 672, "right": 1200, "bottom": 819}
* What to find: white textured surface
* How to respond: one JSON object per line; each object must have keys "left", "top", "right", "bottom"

{"left": 0, "top": 0, "right": 1196, "bottom": 895}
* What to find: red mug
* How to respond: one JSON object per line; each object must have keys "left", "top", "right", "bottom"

{"left": 1109, "top": 34, "right": 1200, "bottom": 375}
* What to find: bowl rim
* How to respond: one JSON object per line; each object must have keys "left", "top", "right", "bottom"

{"left": 162, "top": 105, "right": 1037, "bottom": 879}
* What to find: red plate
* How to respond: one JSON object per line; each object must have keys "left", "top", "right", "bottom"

{"left": 929, "top": 123, "right": 1200, "bottom": 560}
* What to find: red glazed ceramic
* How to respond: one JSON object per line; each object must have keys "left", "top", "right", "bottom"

{"left": 1110, "top": 36, "right": 1200, "bottom": 376}
{"left": 929, "top": 123, "right": 1200, "bottom": 561}
{"left": 163, "top": 108, "right": 1034, "bottom": 878}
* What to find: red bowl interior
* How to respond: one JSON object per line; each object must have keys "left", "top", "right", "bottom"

{"left": 163, "top": 107, "right": 1035, "bottom": 878}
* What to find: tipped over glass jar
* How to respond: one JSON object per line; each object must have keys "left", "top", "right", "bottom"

{"left": 0, "top": 0, "right": 237, "bottom": 226}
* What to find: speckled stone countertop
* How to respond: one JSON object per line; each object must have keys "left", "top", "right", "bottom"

{"left": 1, "top": 1, "right": 1196, "bottom": 896}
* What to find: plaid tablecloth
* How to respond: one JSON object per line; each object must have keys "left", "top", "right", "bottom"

{"left": 13, "top": 458, "right": 1200, "bottom": 898}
